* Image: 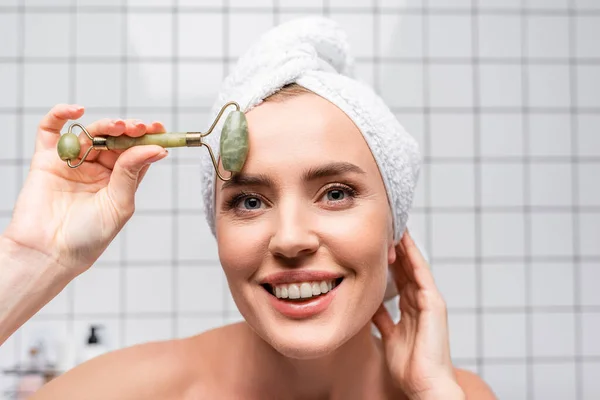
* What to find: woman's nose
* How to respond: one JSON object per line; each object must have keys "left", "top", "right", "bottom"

{"left": 268, "top": 206, "right": 319, "bottom": 260}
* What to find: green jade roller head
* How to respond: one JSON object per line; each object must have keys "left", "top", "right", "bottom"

{"left": 57, "top": 101, "right": 249, "bottom": 181}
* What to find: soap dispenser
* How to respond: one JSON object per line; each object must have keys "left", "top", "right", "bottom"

{"left": 78, "top": 325, "right": 107, "bottom": 364}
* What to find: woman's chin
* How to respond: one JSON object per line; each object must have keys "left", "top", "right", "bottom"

{"left": 264, "top": 326, "right": 350, "bottom": 360}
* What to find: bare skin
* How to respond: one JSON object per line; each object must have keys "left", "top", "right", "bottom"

{"left": 22, "top": 95, "right": 496, "bottom": 400}
{"left": 32, "top": 322, "right": 495, "bottom": 400}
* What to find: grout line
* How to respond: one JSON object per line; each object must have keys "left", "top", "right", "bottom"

{"left": 171, "top": 0, "right": 179, "bottom": 339}
{"left": 4, "top": 105, "right": 600, "bottom": 115}
{"left": 13, "top": 0, "right": 25, "bottom": 368}
{"left": 221, "top": 0, "right": 229, "bottom": 325}
{"left": 372, "top": 0, "right": 379, "bottom": 94}
{"left": 66, "top": 0, "right": 77, "bottom": 353}
{"left": 567, "top": 1, "right": 583, "bottom": 398}
{"left": 521, "top": 2, "right": 533, "bottom": 398}
{"left": 422, "top": 0, "right": 432, "bottom": 269}
{"left": 118, "top": 0, "right": 128, "bottom": 349}
{"left": 2, "top": 5, "right": 600, "bottom": 16}
{"left": 4, "top": 55, "right": 600, "bottom": 64}
{"left": 471, "top": 0, "right": 484, "bottom": 375}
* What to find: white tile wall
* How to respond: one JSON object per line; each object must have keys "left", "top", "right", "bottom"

{"left": 481, "top": 213, "right": 526, "bottom": 257}
{"left": 482, "top": 364, "right": 527, "bottom": 400}
{"left": 429, "top": 64, "right": 474, "bottom": 108}
{"left": 430, "top": 114, "right": 474, "bottom": 158}
{"left": 433, "top": 264, "right": 477, "bottom": 309}
{"left": 482, "top": 264, "right": 526, "bottom": 308}
{"left": 0, "top": 13, "right": 18, "bottom": 58}
{"left": 527, "top": 64, "right": 571, "bottom": 108}
{"left": 75, "top": 63, "right": 122, "bottom": 108}
{"left": 533, "top": 362, "right": 577, "bottom": 399}
{"left": 431, "top": 212, "right": 475, "bottom": 258}
{"left": 528, "top": 114, "right": 572, "bottom": 157}
{"left": 482, "top": 313, "right": 527, "bottom": 359}
{"left": 447, "top": 313, "right": 477, "bottom": 359}
{"left": 178, "top": 13, "right": 224, "bottom": 58}
{"left": 531, "top": 262, "right": 574, "bottom": 307}
{"left": 477, "top": 15, "right": 521, "bottom": 58}
{"left": 379, "top": 14, "right": 423, "bottom": 58}
{"left": 24, "top": 13, "right": 70, "bottom": 58}
{"left": 576, "top": 16, "right": 600, "bottom": 58}
{"left": 577, "top": 65, "right": 600, "bottom": 108}
{"left": 580, "top": 263, "right": 600, "bottom": 306}
{"left": 527, "top": 16, "right": 570, "bottom": 59}
{"left": 76, "top": 12, "right": 123, "bottom": 57}
{"left": 379, "top": 63, "right": 424, "bottom": 108}
{"left": 0, "top": 115, "right": 17, "bottom": 161}
{"left": 582, "top": 363, "right": 600, "bottom": 400}
{"left": 428, "top": 15, "right": 472, "bottom": 58}
{"left": 479, "top": 114, "right": 524, "bottom": 157}
{"left": 479, "top": 64, "right": 523, "bottom": 108}
{"left": 0, "top": 64, "right": 18, "bottom": 108}
{"left": 2, "top": 1, "right": 599, "bottom": 398}
{"left": 581, "top": 313, "right": 600, "bottom": 356}
{"left": 480, "top": 164, "right": 524, "bottom": 207}
{"left": 430, "top": 163, "right": 475, "bottom": 207}
{"left": 532, "top": 313, "right": 576, "bottom": 357}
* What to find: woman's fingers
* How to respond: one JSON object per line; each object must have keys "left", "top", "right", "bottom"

{"left": 146, "top": 121, "right": 166, "bottom": 134}
{"left": 400, "top": 230, "right": 437, "bottom": 290}
{"left": 372, "top": 303, "right": 395, "bottom": 341}
{"left": 36, "top": 104, "right": 85, "bottom": 151}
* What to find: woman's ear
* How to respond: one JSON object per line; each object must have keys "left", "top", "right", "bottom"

{"left": 387, "top": 241, "right": 396, "bottom": 265}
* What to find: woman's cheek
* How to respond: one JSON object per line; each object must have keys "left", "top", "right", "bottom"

{"left": 217, "top": 216, "right": 269, "bottom": 275}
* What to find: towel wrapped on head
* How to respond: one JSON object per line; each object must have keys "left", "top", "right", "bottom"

{"left": 200, "top": 16, "right": 422, "bottom": 300}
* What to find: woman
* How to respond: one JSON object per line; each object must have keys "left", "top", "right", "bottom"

{"left": 0, "top": 18, "right": 495, "bottom": 399}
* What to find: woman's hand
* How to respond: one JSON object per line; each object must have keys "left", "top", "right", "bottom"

{"left": 372, "top": 230, "right": 464, "bottom": 400}
{"left": 2, "top": 104, "right": 168, "bottom": 278}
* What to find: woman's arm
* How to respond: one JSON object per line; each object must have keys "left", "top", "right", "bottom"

{"left": 0, "top": 104, "right": 168, "bottom": 345}
{"left": 0, "top": 235, "right": 72, "bottom": 344}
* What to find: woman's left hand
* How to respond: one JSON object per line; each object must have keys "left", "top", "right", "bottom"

{"left": 372, "top": 230, "right": 465, "bottom": 400}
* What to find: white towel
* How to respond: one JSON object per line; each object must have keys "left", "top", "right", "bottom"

{"left": 200, "top": 16, "right": 422, "bottom": 299}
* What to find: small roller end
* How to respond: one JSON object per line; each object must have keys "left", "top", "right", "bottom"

{"left": 57, "top": 132, "right": 81, "bottom": 161}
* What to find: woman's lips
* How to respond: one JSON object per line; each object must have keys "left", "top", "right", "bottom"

{"left": 264, "top": 279, "right": 342, "bottom": 319}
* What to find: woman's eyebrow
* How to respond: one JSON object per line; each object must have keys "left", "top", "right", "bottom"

{"left": 220, "top": 162, "right": 365, "bottom": 191}
{"left": 221, "top": 173, "right": 275, "bottom": 190}
{"left": 302, "top": 162, "right": 366, "bottom": 181}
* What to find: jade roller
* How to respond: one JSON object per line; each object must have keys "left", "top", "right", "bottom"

{"left": 56, "top": 101, "right": 248, "bottom": 181}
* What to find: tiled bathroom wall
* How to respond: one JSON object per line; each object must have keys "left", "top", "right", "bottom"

{"left": 1, "top": 0, "right": 599, "bottom": 399}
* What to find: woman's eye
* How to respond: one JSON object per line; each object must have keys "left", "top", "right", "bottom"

{"left": 326, "top": 189, "right": 346, "bottom": 201}
{"left": 243, "top": 197, "right": 262, "bottom": 209}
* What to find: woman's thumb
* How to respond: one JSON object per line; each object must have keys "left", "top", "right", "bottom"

{"left": 107, "top": 146, "right": 167, "bottom": 215}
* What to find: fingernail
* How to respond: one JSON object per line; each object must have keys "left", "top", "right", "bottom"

{"left": 112, "top": 119, "right": 125, "bottom": 125}
{"left": 70, "top": 104, "right": 84, "bottom": 112}
{"left": 147, "top": 150, "right": 168, "bottom": 164}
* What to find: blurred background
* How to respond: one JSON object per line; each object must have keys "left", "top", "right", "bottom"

{"left": 0, "top": 0, "right": 599, "bottom": 398}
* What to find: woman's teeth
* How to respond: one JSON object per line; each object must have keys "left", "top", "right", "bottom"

{"left": 273, "top": 280, "right": 336, "bottom": 300}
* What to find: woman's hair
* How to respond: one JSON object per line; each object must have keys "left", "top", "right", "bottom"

{"left": 265, "top": 83, "right": 313, "bottom": 103}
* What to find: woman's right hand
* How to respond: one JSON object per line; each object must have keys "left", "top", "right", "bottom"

{"left": 2, "top": 104, "right": 168, "bottom": 278}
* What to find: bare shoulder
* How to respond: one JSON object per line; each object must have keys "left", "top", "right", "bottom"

{"left": 454, "top": 368, "right": 497, "bottom": 399}
{"left": 30, "top": 324, "right": 245, "bottom": 400}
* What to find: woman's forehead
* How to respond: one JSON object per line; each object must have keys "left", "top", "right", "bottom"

{"left": 240, "top": 94, "right": 379, "bottom": 174}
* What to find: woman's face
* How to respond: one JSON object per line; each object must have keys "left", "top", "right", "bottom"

{"left": 215, "top": 93, "right": 396, "bottom": 359}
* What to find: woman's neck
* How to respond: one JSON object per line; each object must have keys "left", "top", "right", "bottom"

{"left": 244, "top": 323, "right": 403, "bottom": 400}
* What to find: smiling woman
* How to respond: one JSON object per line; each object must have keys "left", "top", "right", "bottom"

{"left": 215, "top": 91, "right": 396, "bottom": 360}
{"left": 0, "top": 16, "right": 496, "bottom": 400}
